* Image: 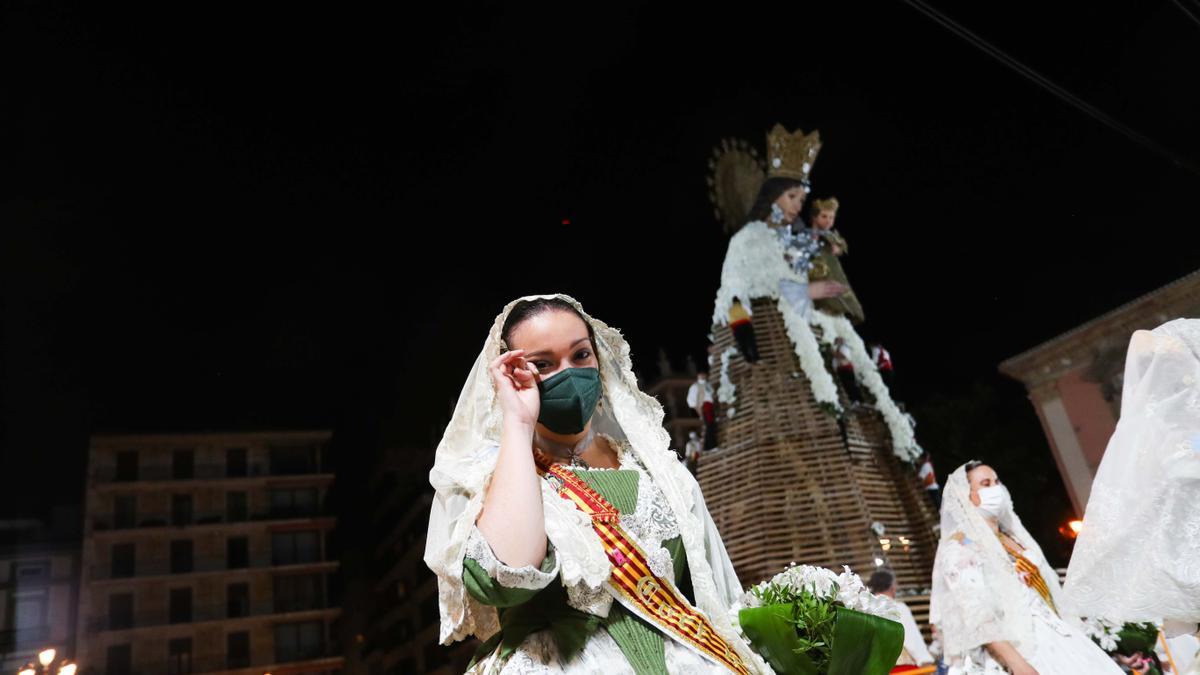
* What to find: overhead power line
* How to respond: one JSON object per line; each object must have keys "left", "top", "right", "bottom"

{"left": 1171, "top": 0, "right": 1200, "bottom": 29}
{"left": 899, "top": 0, "right": 1200, "bottom": 178}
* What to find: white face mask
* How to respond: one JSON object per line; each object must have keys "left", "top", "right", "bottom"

{"left": 975, "top": 484, "right": 1011, "bottom": 520}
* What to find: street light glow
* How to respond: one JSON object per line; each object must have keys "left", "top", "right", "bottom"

{"left": 38, "top": 651, "right": 56, "bottom": 667}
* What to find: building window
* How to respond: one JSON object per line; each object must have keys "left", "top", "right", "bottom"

{"left": 111, "top": 542, "right": 136, "bottom": 578}
{"left": 172, "top": 449, "right": 195, "bottom": 479}
{"left": 227, "top": 536, "right": 249, "bottom": 569}
{"left": 114, "top": 495, "right": 137, "bottom": 529}
{"left": 226, "top": 491, "right": 248, "bottom": 522}
{"left": 107, "top": 644, "right": 132, "bottom": 675}
{"left": 169, "top": 587, "right": 193, "bottom": 624}
{"left": 274, "top": 620, "right": 323, "bottom": 662}
{"left": 269, "top": 487, "right": 318, "bottom": 518}
{"left": 12, "top": 589, "right": 47, "bottom": 631}
{"left": 168, "top": 637, "right": 193, "bottom": 675}
{"left": 109, "top": 592, "right": 134, "bottom": 630}
{"left": 226, "top": 582, "right": 250, "bottom": 618}
{"left": 271, "top": 530, "right": 319, "bottom": 565}
{"left": 14, "top": 560, "right": 50, "bottom": 585}
{"left": 170, "top": 539, "right": 194, "bottom": 574}
{"left": 115, "top": 451, "right": 139, "bottom": 481}
{"left": 226, "top": 447, "right": 248, "bottom": 477}
{"left": 269, "top": 445, "right": 318, "bottom": 475}
{"left": 227, "top": 631, "right": 251, "bottom": 668}
{"left": 172, "top": 494, "right": 194, "bottom": 526}
{"left": 274, "top": 573, "right": 324, "bottom": 613}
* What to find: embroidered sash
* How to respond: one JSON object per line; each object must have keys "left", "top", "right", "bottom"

{"left": 1000, "top": 538, "right": 1058, "bottom": 615}
{"left": 534, "top": 454, "right": 751, "bottom": 675}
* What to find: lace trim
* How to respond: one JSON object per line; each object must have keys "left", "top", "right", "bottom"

{"left": 566, "top": 581, "right": 614, "bottom": 617}
{"left": 465, "top": 526, "right": 560, "bottom": 591}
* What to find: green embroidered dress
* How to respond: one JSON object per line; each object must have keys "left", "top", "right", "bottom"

{"left": 462, "top": 444, "right": 731, "bottom": 674}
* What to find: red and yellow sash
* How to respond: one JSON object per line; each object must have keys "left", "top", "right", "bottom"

{"left": 534, "top": 453, "right": 751, "bottom": 674}
{"left": 1000, "top": 538, "right": 1058, "bottom": 615}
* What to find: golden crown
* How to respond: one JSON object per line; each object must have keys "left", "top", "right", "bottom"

{"left": 766, "top": 124, "right": 822, "bottom": 183}
{"left": 811, "top": 196, "right": 840, "bottom": 213}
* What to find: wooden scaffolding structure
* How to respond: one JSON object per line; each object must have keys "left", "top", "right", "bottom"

{"left": 698, "top": 298, "right": 940, "bottom": 591}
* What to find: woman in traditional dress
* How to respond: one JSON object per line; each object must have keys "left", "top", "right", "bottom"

{"left": 930, "top": 461, "right": 1122, "bottom": 675}
{"left": 424, "top": 294, "right": 772, "bottom": 674}
{"left": 1062, "top": 318, "right": 1200, "bottom": 670}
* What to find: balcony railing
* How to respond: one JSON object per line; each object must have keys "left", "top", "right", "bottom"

{"left": 0, "top": 625, "right": 50, "bottom": 650}
{"left": 116, "top": 649, "right": 342, "bottom": 675}
{"left": 88, "top": 598, "right": 336, "bottom": 633}
{"left": 92, "top": 508, "right": 332, "bottom": 532}
{"left": 90, "top": 554, "right": 335, "bottom": 580}
{"left": 93, "top": 462, "right": 332, "bottom": 484}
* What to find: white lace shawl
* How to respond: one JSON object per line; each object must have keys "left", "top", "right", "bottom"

{"left": 1062, "top": 318, "right": 1200, "bottom": 632}
{"left": 422, "top": 294, "right": 772, "bottom": 674}
{"left": 712, "top": 221, "right": 808, "bottom": 325}
{"left": 930, "top": 465, "right": 1064, "bottom": 659}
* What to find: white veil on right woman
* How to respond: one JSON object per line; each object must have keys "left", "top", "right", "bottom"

{"left": 930, "top": 463, "right": 1062, "bottom": 659}
{"left": 1063, "top": 318, "right": 1200, "bottom": 633}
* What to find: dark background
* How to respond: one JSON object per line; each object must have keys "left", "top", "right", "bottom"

{"left": 4, "top": 1, "right": 1199, "bottom": 562}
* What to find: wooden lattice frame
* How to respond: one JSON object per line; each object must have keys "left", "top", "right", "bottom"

{"left": 698, "top": 298, "right": 940, "bottom": 591}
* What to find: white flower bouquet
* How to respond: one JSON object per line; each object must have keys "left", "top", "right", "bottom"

{"left": 734, "top": 564, "right": 904, "bottom": 675}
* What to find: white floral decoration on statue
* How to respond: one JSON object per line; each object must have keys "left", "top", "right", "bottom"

{"left": 712, "top": 221, "right": 810, "bottom": 325}
{"left": 808, "top": 311, "right": 920, "bottom": 461}
{"left": 777, "top": 297, "right": 843, "bottom": 413}
{"left": 718, "top": 347, "right": 738, "bottom": 407}
{"left": 712, "top": 220, "right": 918, "bottom": 459}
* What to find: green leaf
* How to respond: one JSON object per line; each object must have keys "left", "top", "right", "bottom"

{"left": 826, "top": 607, "right": 905, "bottom": 675}
{"left": 739, "top": 605, "right": 819, "bottom": 675}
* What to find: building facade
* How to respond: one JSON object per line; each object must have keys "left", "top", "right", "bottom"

{"left": 76, "top": 431, "right": 342, "bottom": 675}
{"left": 0, "top": 522, "right": 80, "bottom": 672}
{"left": 1000, "top": 269, "right": 1200, "bottom": 514}
{"left": 361, "top": 450, "right": 474, "bottom": 675}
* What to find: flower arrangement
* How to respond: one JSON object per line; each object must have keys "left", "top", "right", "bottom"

{"left": 734, "top": 564, "right": 903, "bottom": 675}
{"left": 1081, "top": 618, "right": 1164, "bottom": 675}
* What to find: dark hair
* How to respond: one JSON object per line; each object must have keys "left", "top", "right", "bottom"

{"left": 866, "top": 568, "right": 896, "bottom": 594}
{"left": 744, "top": 176, "right": 808, "bottom": 224}
{"left": 501, "top": 298, "right": 597, "bottom": 353}
{"left": 964, "top": 460, "right": 985, "bottom": 473}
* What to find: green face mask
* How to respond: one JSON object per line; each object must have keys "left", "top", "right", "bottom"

{"left": 537, "top": 367, "right": 602, "bottom": 435}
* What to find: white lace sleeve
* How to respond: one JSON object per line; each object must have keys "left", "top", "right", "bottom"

{"left": 934, "top": 536, "right": 1016, "bottom": 653}
{"left": 465, "top": 525, "right": 560, "bottom": 591}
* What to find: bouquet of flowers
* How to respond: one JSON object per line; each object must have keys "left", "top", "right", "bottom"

{"left": 734, "top": 564, "right": 904, "bottom": 675}
{"left": 1081, "top": 618, "right": 1165, "bottom": 675}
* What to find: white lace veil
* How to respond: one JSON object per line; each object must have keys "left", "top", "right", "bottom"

{"left": 930, "top": 463, "right": 1063, "bottom": 658}
{"left": 1063, "top": 318, "right": 1200, "bottom": 632}
{"left": 422, "top": 294, "right": 770, "bottom": 672}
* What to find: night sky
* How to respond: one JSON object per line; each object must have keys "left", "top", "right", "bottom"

{"left": 4, "top": 2, "right": 1199, "bottom": 554}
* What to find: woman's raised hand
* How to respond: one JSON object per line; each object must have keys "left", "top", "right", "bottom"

{"left": 490, "top": 349, "right": 541, "bottom": 428}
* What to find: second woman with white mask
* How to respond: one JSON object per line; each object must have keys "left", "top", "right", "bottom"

{"left": 930, "top": 461, "right": 1122, "bottom": 675}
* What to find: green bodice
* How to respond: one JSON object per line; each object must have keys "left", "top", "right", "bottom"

{"left": 463, "top": 467, "right": 693, "bottom": 675}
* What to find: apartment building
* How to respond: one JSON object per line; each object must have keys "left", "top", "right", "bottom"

{"left": 76, "top": 431, "right": 342, "bottom": 674}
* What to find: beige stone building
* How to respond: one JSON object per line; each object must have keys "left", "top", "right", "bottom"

{"left": 1000, "top": 269, "right": 1200, "bottom": 515}
{"left": 76, "top": 431, "right": 342, "bottom": 674}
